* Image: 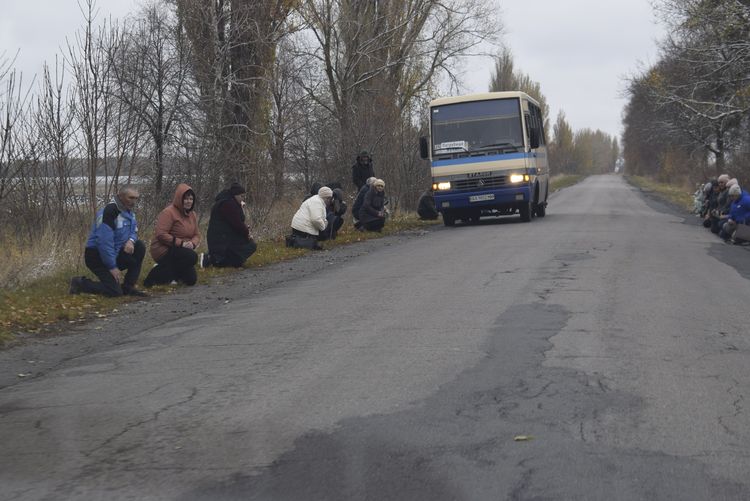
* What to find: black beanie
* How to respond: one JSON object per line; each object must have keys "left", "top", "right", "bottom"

{"left": 229, "top": 183, "right": 246, "bottom": 196}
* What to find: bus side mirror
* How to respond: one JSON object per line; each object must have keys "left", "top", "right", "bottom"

{"left": 419, "top": 136, "right": 429, "bottom": 159}
{"left": 529, "top": 128, "right": 540, "bottom": 149}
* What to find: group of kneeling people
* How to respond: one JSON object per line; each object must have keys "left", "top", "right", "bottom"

{"left": 287, "top": 176, "right": 388, "bottom": 249}
{"left": 696, "top": 174, "right": 750, "bottom": 244}
{"left": 69, "top": 177, "right": 390, "bottom": 297}
{"left": 69, "top": 182, "right": 257, "bottom": 297}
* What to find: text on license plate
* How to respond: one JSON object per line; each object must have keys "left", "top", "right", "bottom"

{"left": 469, "top": 194, "right": 495, "bottom": 202}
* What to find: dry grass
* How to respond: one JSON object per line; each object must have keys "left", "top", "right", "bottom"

{"left": 625, "top": 175, "right": 694, "bottom": 212}
{"left": 0, "top": 205, "right": 438, "bottom": 345}
{"left": 549, "top": 174, "right": 584, "bottom": 192}
{"left": 0, "top": 228, "right": 88, "bottom": 290}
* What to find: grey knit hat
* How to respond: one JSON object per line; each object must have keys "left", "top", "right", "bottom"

{"left": 318, "top": 186, "right": 333, "bottom": 199}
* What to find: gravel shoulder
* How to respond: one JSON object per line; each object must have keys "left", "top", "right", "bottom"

{"left": 0, "top": 228, "right": 436, "bottom": 390}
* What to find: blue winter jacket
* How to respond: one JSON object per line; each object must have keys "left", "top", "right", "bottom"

{"left": 85, "top": 201, "right": 138, "bottom": 270}
{"left": 729, "top": 191, "right": 750, "bottom": 224}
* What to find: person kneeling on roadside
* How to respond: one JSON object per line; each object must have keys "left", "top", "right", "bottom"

{"left": 69, "top": 185, "right": 147, "bottom": 297}
{"left": 417, "top": 189, "right": 439, "bottom": 220}
{"left": 359, "top": 178, "right": 387, "bottom": 232}
{"left": 287, "top": 186, "right": 333, "bottom": 249}
{"left": 205, "top": 183, "right": 257, "bottom": 268}
{"left": 710, "top": 175, "right": 733, "bottom": 234}
{"left": 319, "top": 188, "right": 347, "bottom": 241}
{"left": 719, "top": 184, "right": 750, "bottom": 243}
{"left": 352, "top": 176, "right": 376, "bottom": 229}
{"left": 144, "top": 184, "right": 201, "bottom": 287}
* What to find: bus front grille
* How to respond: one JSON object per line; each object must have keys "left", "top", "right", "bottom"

{"left": 452, "top": 176, "right": 507, "bottom": 191}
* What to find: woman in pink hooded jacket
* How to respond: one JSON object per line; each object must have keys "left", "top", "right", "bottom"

{"left": 144, "top": 183, "right": 201, "bottom": 287}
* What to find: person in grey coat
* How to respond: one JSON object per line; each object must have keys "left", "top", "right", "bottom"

{"left": 358, "top": 179, "right": 386, "bottom": 232}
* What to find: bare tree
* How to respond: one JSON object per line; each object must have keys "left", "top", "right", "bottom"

{"left": 112, "top": 2, "right": 193, "bottom": 194}
{"left": 0, "top": 63, "right": 29, "bottom": 207}
{"left": 66, "top": 0, "right": 121, "bottom": 210}
{"left": 175, "top": 0, "right": 296, "bottom": 192}
{"left": 33, "top": 58, "right": 77, "bottom": 215}
{"left": 296, "top": 0, "right": 500, "bottom": 189}
{"left": 647, "top": 0, "right": 750, "bottom": 171}
{"left": 488, "top": 46, "right": 549, "bottom": 133}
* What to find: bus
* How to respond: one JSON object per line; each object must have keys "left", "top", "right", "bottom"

{"left": 419, "top": 91, "right": 549, "bottom": 226}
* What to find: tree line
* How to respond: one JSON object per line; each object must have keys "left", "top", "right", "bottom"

{"left": 623, "top": 0, "right": 750, "bottom": 186}
{"left": 0, "top": 0, "right": 498, "bottom": 241}
{"left": 1, "top": 0, "right": 620, "bottom": 248}
{"left": 489, "top": 47, "right": 620, "bottom": 177}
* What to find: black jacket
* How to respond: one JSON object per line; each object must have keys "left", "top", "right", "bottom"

{"left": 352, "top": 160, "right": 375, "bottom": 191}
{"left": 417, "top": 191, "right": 438, "bottom": 220}
{"left": 352, "top": 184, "right": 369, "bottom": 219}
{"left": 207, "top": 190, "right": 249, "bottom": 255}
{"left": 358, "top": 186, "right": 385, "bottom": 224}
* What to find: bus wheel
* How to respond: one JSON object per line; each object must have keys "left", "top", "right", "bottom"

{"left": 519, "top": 201, "right": 533, "bottom": 222}
{"left": 442, "top": 212, "right": 456, "bottom": 226}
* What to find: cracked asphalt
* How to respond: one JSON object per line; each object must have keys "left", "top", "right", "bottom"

{"left": 2, "top": 174, "right": 750, "bottom": 500}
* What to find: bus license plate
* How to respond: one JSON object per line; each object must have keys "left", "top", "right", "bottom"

{"left": 469, "top": 194, "right": 495, "bottom": 202}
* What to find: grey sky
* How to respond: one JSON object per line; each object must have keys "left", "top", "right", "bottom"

{"left": 2, "top": 0, "right": 665, "bottom": 141}
{"left": 462, "top": 0, "right": 665, "bottom": 140}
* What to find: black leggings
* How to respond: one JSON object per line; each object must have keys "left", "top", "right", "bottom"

{"left": 144, "top": 247, "right": 198, "bottom": 287}
{"left": 82, "top": 241, "right": 146, "bottom": 296}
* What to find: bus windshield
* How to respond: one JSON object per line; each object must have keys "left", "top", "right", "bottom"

{"left": 431, "top": 98, "right": 523, "bottom": 156}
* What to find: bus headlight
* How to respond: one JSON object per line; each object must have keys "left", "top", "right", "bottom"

{"left": 510, "top": 174, "right": 529, "bottom": 183}
{"left": 433, "top": 182, "right": 451, "bottom": 191}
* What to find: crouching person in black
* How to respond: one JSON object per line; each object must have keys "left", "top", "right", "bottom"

{"left": 417, "top": 189, "right": 439, "bottom": 220}
{"left": 318, "top": 188, "right": 347, "bottom": 241}
{"left": 352, "top": 176, "right": 376, "bottom": 229}
{"left": 205, "top": 183, "right": 257, "bottom": 268}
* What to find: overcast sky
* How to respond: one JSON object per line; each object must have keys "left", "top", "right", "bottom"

{"left": 2, "top": 0, "right": 665, "bottom": 141}
{"left": 464, "top": 0, "right": 666, "bottom": 140}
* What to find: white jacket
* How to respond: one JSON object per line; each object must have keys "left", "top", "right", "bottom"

{"left": 291, "top": 195, "right": 328, "bottom": 235}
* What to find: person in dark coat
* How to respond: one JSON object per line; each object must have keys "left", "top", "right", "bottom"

{"left": 417, "top": 189, "right": 439, "bottom": 220}
{"left": 710, "top": 175, "right": 732, "bottom": 234}
{"left": 319, "top": 188, "right": 347, "bottom": 241}
{"left": 352, "top": 176, "right": 376, "bottom": 229}
{"left": 205, "top": 183, "right": 257, "bottom": 268}
{"left": 359, "top": 178, "right": 386, "bottom": 232}
{"left": 351, "top": 151, "right": 375, "bottom": 191}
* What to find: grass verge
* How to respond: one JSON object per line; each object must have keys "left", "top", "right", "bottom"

{"left": 624, "top": 175, "right": 694, "bottom": 212}
{"left": 0, "top": 214, "right": 439, "bottom": 345}
{"left": 549, "top": 174, "right": 584, "bottom": 192}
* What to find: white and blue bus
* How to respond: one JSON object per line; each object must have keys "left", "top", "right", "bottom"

{"left": 419, "top": 91, "right": 549, "bottom": 226}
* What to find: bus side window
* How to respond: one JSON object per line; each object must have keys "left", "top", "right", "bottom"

{"left": 528, "top": 103, "right": 545, "bottom": 147}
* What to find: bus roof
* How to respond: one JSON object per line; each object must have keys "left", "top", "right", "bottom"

{"left": 429, "top": 91, "right": 539, "bottom": 108}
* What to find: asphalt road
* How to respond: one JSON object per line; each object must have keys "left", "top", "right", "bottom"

{"left": 2, "top": 175, "right": 749, "bottom": 500}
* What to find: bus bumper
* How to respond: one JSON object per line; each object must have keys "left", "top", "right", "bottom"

{"left": 434, "top": 186, "right": 531, "bottom": 213}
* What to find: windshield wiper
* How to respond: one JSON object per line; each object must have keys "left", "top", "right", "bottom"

{"left": 475, "top": 142, "right": 520, "bottom": 151}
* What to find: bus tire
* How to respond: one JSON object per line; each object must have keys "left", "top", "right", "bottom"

{"left": 535, "top": 203, "right": 546, "bottom": 218}
{"left": 519, "top": 200, "right": 533, "bottom": 222}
